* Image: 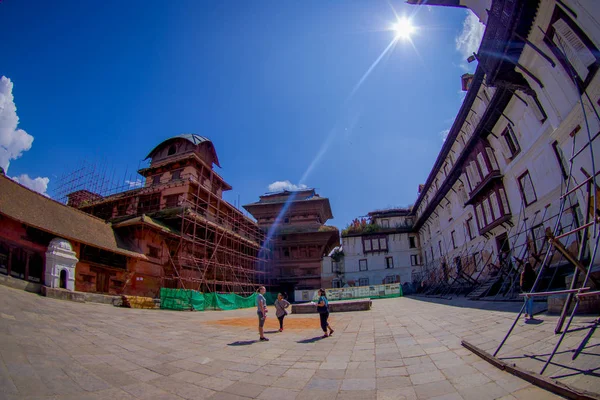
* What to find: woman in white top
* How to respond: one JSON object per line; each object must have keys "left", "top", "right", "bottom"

{"left": 274, "top": 293, "right": 291, "bottom": 332}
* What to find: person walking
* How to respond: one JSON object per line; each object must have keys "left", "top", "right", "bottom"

{"left": 256, "top": 286, "right": 269, "bottom": 341}
{"left": 274, "top": 293, "right": 290, "bottom": 332}
{"left": 316, "top": 288, "right": 334, "bottom": 338}
{"left": 520, "top": 262, "right": 536, "bottom": 320}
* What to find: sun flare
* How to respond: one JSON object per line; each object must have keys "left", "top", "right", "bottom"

{"left": 393, "top": 18, "right": 415, "bottom": 40}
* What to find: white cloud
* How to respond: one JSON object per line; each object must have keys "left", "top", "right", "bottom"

{"left": 0, "top": 76, "right": 50, "bottom": 194}
{"left": 440, "top": 128, "right": 451, "bottom": 142}
{"left": 12, "top": 174, "right": 49, "bottom": 196}
{"left": 0, "top": 76, "right": 34, "bottom": 172}
{"left": 456, "top": 11, "right": 485, "bottom": 60}
{"left": 267, "top": 180, "right": 308, "bottom": 192}
{"left": 126, "top": 179, "right": 143, "bottom": 188}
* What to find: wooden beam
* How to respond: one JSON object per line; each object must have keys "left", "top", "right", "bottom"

{"left": 546, "top": 228, "right": 600, "bottom": 288}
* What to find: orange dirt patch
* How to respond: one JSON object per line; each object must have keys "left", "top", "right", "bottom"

{"left": 207, "top": 315, "right": 335, "bottom": 330}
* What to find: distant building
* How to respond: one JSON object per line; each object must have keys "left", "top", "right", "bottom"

{"left": 0, "top": 134, "right": 271, "bottom": 298}
{"left": 244, "top": 189, "right": 339, "bottom": 300}
{"left": 323, "top": 208, "right": 421, "bottom": 289}
{"left": 0, "top": 174, "right": 143, "bottom": 292}
{"left": 76, "top": 134, "right": 270, "bottom": 296}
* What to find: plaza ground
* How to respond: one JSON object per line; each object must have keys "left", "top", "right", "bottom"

{"left": 0, "top": 285, "right": 597, "bottom": 400}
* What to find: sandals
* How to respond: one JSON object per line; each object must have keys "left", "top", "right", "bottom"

{"left": 322, "top": 334, "right": 329, "bottom": 338}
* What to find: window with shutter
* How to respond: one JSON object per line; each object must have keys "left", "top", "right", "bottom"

{"left": 486, "top": 148, "right": 499, "bottom": 171}
{"left": 471, "top": 162, "right": 482, "bottom": 185}
{"left": 466, "top": 217, "right": 475, "bottom": 240}
{"left": 482, "top": 198, "right": 493, "bottom": 225}
{"left": 552, "top": 19, "right": 596, "bottom": 82}
{"left": 497, "top": 189, "right": 509, "bottom": 215}
{"left": 364, "top": 239, "right": 371, "bottom": 252}
{"left": 490, "top": 192, "right": 501, "bottom": 219}
{"left": 477, "top": 152, "right": 489, "bottom": 177}
{"left": 476, "top": 203, "right": 485, "bottom": 228}
{"left": 359, "top": 260, "right": 368, "bottom": 271}
{"left": 459, "top": 185, "right": 468, "bottom": 204}
{"left": 518, "top": 171, "right": 537, "bottom": 206}
{"left": 501, "top": 126, "right": 520, "bottom": 159}
{"left": 379, "top": 238, "right": 387, "bottom": 251}
{"left": 497, "top": 132, "right": 512, "bottom": 158}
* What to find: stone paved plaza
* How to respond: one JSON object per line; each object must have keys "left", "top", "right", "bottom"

{"left": 0, "top": 285, "right": 598, "bottom": 400}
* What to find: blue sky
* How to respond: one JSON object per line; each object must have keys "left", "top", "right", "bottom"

{"left": 0, "top": 0, "right": 484, "bottom": 229}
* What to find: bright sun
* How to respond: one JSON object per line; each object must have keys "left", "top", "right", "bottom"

{"left": 393, "top": 18, "right": 415, "bottom": 40}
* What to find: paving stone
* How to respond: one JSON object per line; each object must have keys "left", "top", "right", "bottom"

{"left": 272, "top": 376, "right": 310, "bottom": 390}
{"left": 414, "top": 380, "right": 457, "bottom": 400}
{"left": 222, "top": 381, "right": 267, "bottom": 398}
{"left": 337, "top": 390, "right": 377, "bottom": 399}
{"left": 258, "top": 387, "right": 299, "bottom": 400}
{"left": 377, "top": 367, "right": 408, "bottom": 377}
{"left": 377, "top": 376, "right": 412, "bottom": 390}
{"left": 296, "top": 389, "right": 338, "bottom": 400}
{"left": 410, "top": 370, "right": 446, "bottom": 385}
{"left": 377, "top": 387, "right": 417, "bottom": 400}
{"left": 341, "top": 378, "right": 377, "bottom": 391}
{"left": 304, "top": 377, "right": 341, "bottom": 391}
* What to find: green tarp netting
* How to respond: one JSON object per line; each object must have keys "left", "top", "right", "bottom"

{"left": 312, "top": 283, "right": 403, "bottom": 302}
{"left": 160, "top": 288, "right": 278, "bottom": 311}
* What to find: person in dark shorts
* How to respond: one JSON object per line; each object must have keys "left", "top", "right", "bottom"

{"left": 316, "top": 288, "right": 334, "bottom": 338}
{"left": 256, "top": 286, "right": 269, "bottom": 341}
{"left": 274, "top": 293, "right": 291, "bottom": 332}
{"left": 520, "top": 262, "right": 536, "bottom": 320}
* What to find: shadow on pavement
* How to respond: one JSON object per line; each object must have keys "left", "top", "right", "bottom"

{"left": 525, "top": 318, "right": 544, "bottom": 325}
{"left": 228, "top": 340, "right": 256, "bottom": 346}
{"left": 297, "top": 336, "right": 325, "bottom": 344}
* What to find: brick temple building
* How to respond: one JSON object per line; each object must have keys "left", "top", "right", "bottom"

{"left": 0, "top": 134, "right": 271, "bottom": 298}
{"left": 243, "top": 189, "right": 339, "bottom": 300}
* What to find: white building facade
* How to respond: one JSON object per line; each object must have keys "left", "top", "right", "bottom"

{"left": 408, "top": 0, "right": 600, "bottom": 293}
{"left": 324, "top": 209, "right": 422, "bottom": 289}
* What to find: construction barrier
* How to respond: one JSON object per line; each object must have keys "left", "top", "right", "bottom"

{"left": 314, "top": 283, "right": 403, "bottom": 302}
{"left": 122, "top": 295, "right": 158, "bottom": 309}
{"left": 159, "top": 288, "right": 278, "bottom": 311}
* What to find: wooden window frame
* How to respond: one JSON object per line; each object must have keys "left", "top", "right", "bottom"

{"left": 409, "top": 236, "right": 416, "bottom": 249}
{"left": 171, "top": 169, "right": 182, "bottom": 181}
{"left": 359, "top": 259, "right": 368, "bottom": 271}
{"left": 359, "top": 277, "right": 369, "bottom": 287}
{"left": 410, "top": 254, "right": 420, "bottom": 266}
{"left": 466, "top": 217, "right": 475, "bottom": 240}
{"left": 543, "top": 6, "right": 600, "bottom": 91}
{"left": 500, "top": 125, "right": 521, "bottom": 159}
{"left": 363, "top": 236, "right": 388, "bottom": 253}
{"left": 385, "top": 256, "right": 394, "bottom": 269}
{"left": 147, "top": 245, "right": 161, "bottom": 259}
{"left": 518, "top": 171, "right": 538, "bottom": 206}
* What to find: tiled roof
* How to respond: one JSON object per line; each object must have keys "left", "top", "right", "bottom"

{"left": 0, "top": 175, "right": 145, "bottom": 259}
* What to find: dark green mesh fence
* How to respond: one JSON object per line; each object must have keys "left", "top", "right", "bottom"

{"left": 160, "top": 288, "right": 277, "bottom": 311}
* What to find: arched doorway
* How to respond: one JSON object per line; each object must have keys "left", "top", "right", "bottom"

{"left": 59, "top": 269, "right": 67, "bottom": 289}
